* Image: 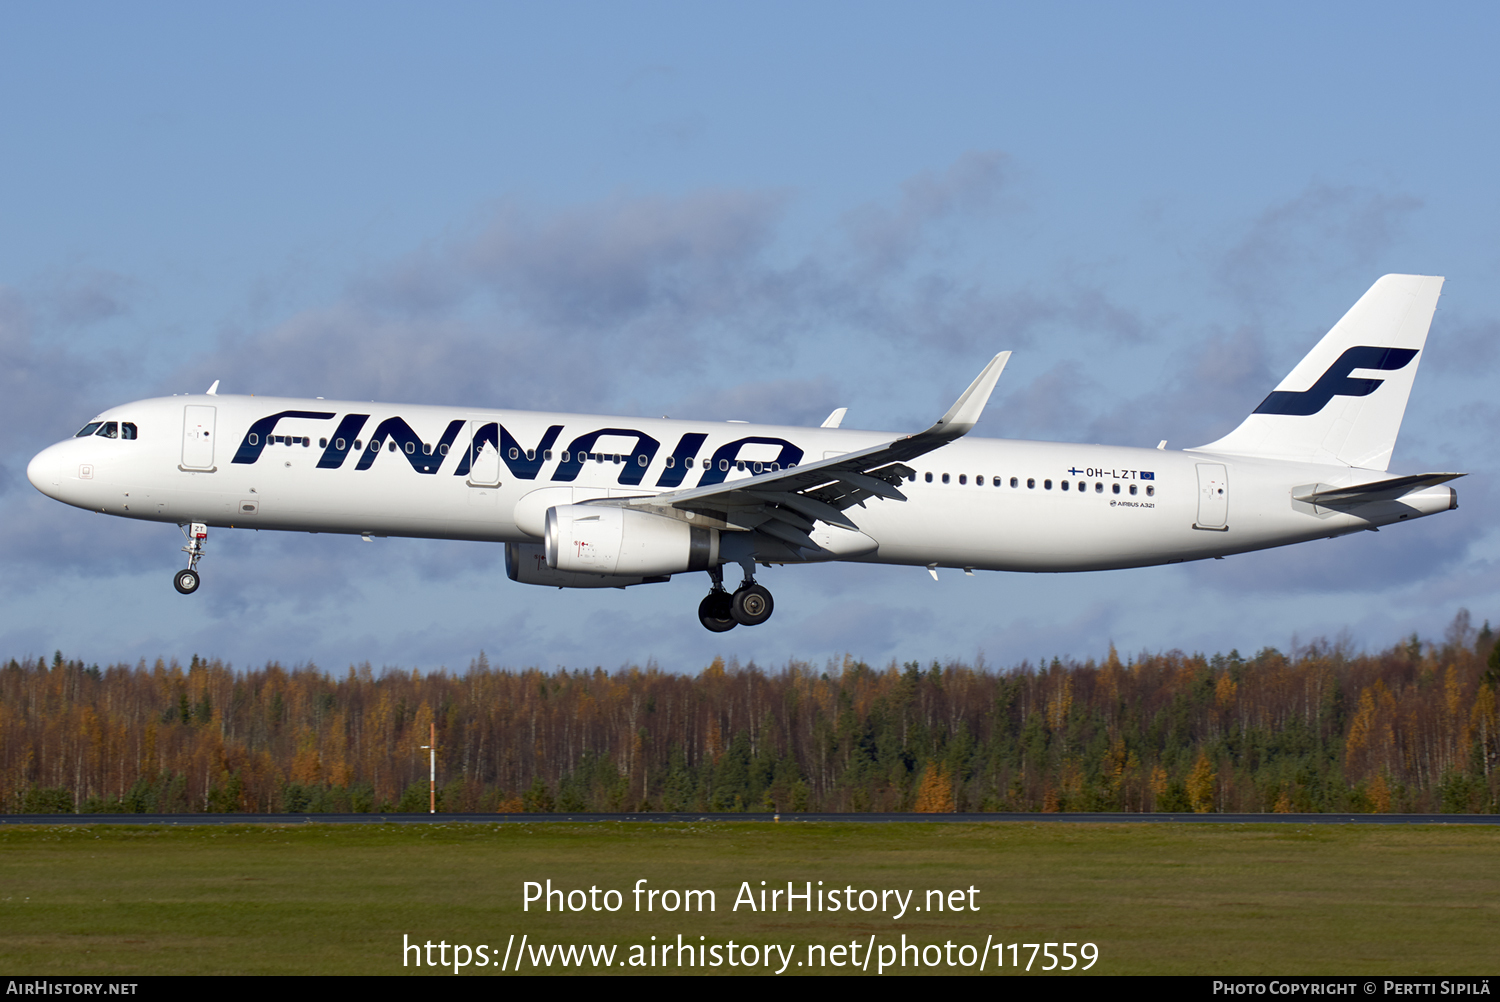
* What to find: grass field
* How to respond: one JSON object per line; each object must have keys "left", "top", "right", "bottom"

{"left": 0, "top": 821, "right": 1496, "bottom": 976}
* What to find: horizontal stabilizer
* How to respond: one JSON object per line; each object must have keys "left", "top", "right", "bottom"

{"left": 1293, "top": 472, "right": 1464, "bottom": 505}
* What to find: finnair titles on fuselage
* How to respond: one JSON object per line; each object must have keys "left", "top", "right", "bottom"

{"left": 28, "top": 275, "right": 1462, "bottom": 631}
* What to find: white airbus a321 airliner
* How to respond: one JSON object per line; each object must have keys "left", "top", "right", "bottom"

{"left": 28, "top": 274, "right": 1461, "bottom": 632}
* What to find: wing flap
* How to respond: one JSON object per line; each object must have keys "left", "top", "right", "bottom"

{"left": 743, "top": 490, "right": 860, "bottom": 529}
{"left": 755, "top": 518, "right": 819, "bottom": 549}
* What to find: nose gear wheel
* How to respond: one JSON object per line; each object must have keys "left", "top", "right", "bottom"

{"left": 175, "top": 522, "right": 207, "bottom": 595}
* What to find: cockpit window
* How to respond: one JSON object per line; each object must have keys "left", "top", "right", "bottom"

{"left": 75, "top": 422, "right": 102, "bottom": 438}
{"left": 96, "top": 422, "right": 119, "bottom": 439}
{"left": 121, "top": 423, "right": 138, "bottom": 440}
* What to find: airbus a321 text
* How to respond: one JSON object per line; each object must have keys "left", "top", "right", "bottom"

{"left": 28, "top": 275, "right": 1461, "bottom": 631}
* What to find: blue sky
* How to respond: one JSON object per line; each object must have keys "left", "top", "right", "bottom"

{"left": 3, "top": 2, "right": 1499, "bottom": 673}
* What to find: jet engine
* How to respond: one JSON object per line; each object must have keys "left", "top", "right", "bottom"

{"left": 505, "top": 542, "right": 667, "bottom": 589}
{"left": 545, "top": 504, "right": 719, "bottom": 576}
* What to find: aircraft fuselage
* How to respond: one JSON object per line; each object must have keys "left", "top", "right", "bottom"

{"left": 26, "top": 392, "right": 1455, "bottom": 575}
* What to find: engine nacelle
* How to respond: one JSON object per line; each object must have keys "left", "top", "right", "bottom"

{"left": 505, "top": 543, "right": 667, "bottom": 589}
{"left": 545, "top": 504, "right": 719, "bottom": 576}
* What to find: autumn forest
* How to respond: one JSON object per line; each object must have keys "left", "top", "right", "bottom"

{"left": 4, "top": 610, "right": 1498, "bottom": 815}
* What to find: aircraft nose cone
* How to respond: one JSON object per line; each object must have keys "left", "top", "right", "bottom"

{"left": 27, "top": 443, "right": 68, "bottom": 498}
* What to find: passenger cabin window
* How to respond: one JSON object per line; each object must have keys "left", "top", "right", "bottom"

{"left": 1044, "top": 479, "right": 1052, "bottom": 490}
{"left": 1095, "top": 482, "right": 1103, "bottom": 493}
{"left": 958, "top": 474, "right": 967, "bottom": 485}
{"left": 976, "top": 475, "right": 984, "bottom": 486}
{"left": 1026, "top": 478, "right": 1035, "bottom": 489}
{"left": 1010, "top": 477, "right": 1018, "bottom": 488}
{"left": 75, "top": 422, "right": 103, "bottom": 438}
{"left": 1146, "top": 485, "right": 1155, "bottom": 497}
{"left": 1130, "top": 484, "right": 1138, "bottom": 495}
{"left": 941, "top": 473, "right": 950, "bottom": 484}
{"left": 1112, "top": 483, "right": 1121, "bottom": 494}
{"left": 1061, "top": 480, "right": 1070, "bottom": 491}
{"left": 925, "top": 472, "right": 933, "bottom": 483}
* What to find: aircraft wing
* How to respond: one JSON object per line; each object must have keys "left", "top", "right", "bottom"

{"left": 603, "top": 352, "right": 1010, "bottom": 549}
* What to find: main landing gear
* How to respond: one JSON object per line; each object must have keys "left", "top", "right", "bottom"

{"left": 699, "top": 588, "right": 735, "bottom": 632}
{"left": 698, "top": 565, "right": 774, "bottom": 632}
{"left": 175, "top": 522, "right": 206, "bottom": 595}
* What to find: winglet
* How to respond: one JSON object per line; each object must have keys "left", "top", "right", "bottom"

{"left": 206, "top": 380, "right": 220, "bottom": 396}
{"left": 918, "top": 351, "right": 1010, "bottom": 442}
{"left": 821, "top": 407, "right": 847, "bottom": 429}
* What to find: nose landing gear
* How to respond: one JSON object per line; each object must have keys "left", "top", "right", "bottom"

{"left": 175, "top": 522, "right": 206, "bottom": 594}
